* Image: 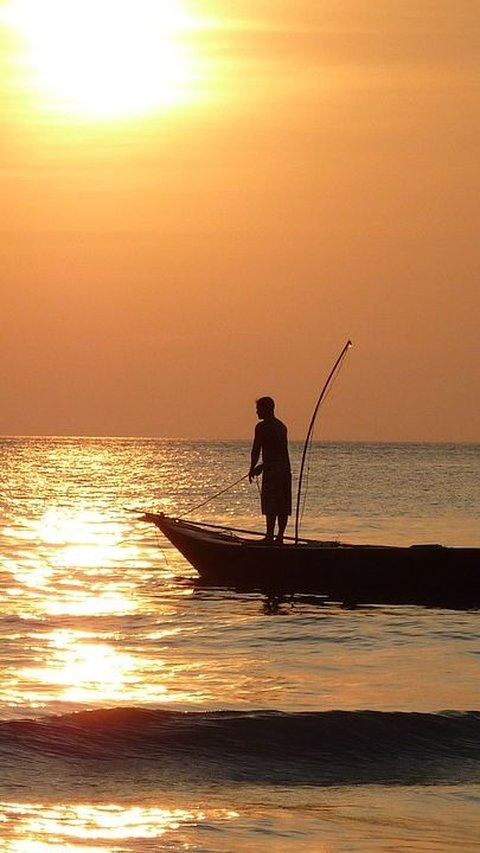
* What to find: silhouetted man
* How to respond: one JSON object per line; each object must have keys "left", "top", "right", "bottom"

{"left": 249, "top": 396, "right": 292, "bottom": 544}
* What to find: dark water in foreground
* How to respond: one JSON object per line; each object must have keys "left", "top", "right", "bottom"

{"left": 0, "top": 438, "right": 479, "bottom": 850}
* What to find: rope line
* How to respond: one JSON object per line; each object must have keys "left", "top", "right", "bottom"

{"left": 179, "top": 473, "right": 249, "bottom": 518}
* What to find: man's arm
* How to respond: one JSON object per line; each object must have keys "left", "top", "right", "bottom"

{"left": 249, "top": 424, "right": 262, "bottom": 482}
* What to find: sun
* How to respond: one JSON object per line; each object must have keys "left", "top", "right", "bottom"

{"left": 5, "top": 0, "right": 201, "bottom": 119}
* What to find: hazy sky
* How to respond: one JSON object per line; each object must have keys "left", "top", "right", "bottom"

{"left": 1, "top": 1, "right": 479, "bottom": 440}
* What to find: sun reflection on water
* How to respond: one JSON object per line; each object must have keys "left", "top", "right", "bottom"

{"left": 12, "top": 628, "right": 206, "bottom": 708}
{"left": 35, "top": 508, "right": 127, "bottom": 568}
{"left": 43, "top": 588, "right": 137, "bottom": 618}
{"left": 0, "top": 801, "right": 240, "bottom": 849}
{"left": 3, "top": 507, "right": 142, "bottom": 617}
{"left": 0, "top": 445, "right": 279, "bottom": 716}
{"left": 0, "top": 500, "right": 211, "bottom": 710}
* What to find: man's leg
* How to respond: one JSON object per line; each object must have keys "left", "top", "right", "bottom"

{"left": 275, "top": 514, "right": 288, "bottom": 544}
{"left": 265, "top": 514, "right": 275, "bottom": 542}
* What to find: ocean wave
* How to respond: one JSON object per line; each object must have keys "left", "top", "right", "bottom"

{"left": 1, "top": 708, "right": 479, "bottom": 786}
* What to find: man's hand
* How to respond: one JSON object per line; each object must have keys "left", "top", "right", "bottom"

{"left": 249, "top": 464, "right": 263, "bottom": 482}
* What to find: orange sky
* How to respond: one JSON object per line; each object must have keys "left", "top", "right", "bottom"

{"left": 1, "top": 1, "right": 479, "bottom": 440}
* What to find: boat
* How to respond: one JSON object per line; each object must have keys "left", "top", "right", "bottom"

{"left": 144, "top": 512, "right": 480, "bottom": 607}
{"left": 142, "top": 344, "right": 479, "bottom": 607}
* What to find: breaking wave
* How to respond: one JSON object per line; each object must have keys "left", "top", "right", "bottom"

{"left": 1, "top": 708, "right": 480, "bottom": 786}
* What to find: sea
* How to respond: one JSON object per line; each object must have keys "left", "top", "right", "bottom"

{"left": 0, "top": 437, "right": 479, "bottom": 852}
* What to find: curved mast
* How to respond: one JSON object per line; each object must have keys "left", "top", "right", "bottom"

{"left": 294, "top": 340, "right": 352, "bottom": 544}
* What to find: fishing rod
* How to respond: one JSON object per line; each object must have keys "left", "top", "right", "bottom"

{"left": 294, "top": 339, "right": 353, "bottom": 544}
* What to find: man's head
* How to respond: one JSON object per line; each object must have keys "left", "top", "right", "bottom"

{"left": 256, "top": 396, "right": 275, "bottom": 419}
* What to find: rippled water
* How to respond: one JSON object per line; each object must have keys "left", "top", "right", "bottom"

{"left": 0, "top": 438, "right": 479, "bottom": 850}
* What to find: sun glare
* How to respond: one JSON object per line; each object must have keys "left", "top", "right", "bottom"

{"left": 5, "top": 0, "right": 202, "bottom": 119}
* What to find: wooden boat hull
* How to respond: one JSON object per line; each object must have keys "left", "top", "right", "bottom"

{"left": 145, "top": 513, "right": 480, "bottom": 607}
